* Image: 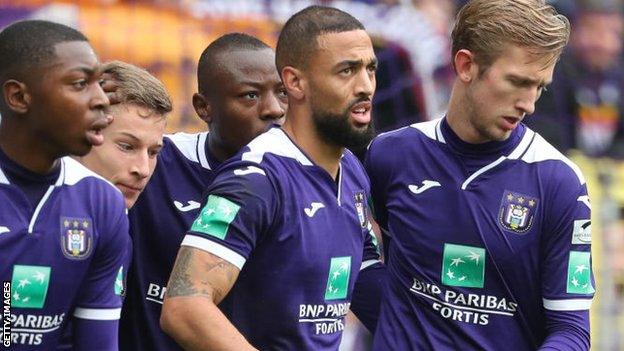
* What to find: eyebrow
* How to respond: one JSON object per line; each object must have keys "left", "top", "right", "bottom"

{"left": 118, "top": 132, "right": 140, "bottom": 142}
{"left": 507, "top": 74, "right": 550, "bottom": 86}
{"left": 335, "top": 57, "right": 378, "bottom": 69}
{"left": 237, "top": 79, "right": 284, "bottom": 88}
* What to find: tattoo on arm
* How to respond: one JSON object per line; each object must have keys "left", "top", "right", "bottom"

{"left": 166, "top": 247, "right": 240, "bottom": 303}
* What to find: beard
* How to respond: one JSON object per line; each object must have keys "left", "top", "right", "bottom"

{"left": 311, "top": 99, "right": 375, "bottom": 150}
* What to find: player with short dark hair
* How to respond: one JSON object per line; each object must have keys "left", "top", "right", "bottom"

{"left": 160, "top": 6, "right": 382, "bottom": 350}
{"left": 0, "top": 20, "right": 128, "bottom": 350}
{"left": 118, "top": 32, "right": 286, "bottom": 351}
{"left": 367, "top": 0, "right": 593, "bottom": 349}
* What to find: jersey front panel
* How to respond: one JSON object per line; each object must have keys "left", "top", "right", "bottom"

{"left": 0, "top": 157, "right": 129, "bottom": 349}
{"left": 366, "top": 119, "right": 593, "bottom": 350}
{"left": 120, "top": 132, "right": 214, "bottom": 351}
{"left": 184, "top": 127, "right": 379, "bottom": 350}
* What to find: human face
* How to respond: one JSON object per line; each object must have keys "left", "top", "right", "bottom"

{"left": 80, "top": 104, "right": 166, "bottom": 208}
{"left": 572, "top": 12, "right": 624, "bottom": 71}
{"left": 462, "top": 45, "right": 555, "bottom": 143}
{"left": 200, "top": 48, "right": 287, "bottom": 159}
{"left": 27, "top": 41, "right": 109, "bottom": 157}
{"left": 306, "top": 30, "right": 377, "bottom": 149}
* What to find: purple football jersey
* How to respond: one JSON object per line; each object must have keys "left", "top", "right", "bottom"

{"left": 366, "top": 118, "right": 594, "bottom": 350}
{"left": 0, "top": 157, "right": 129, "bottom": 349}
{"left": 120, "top": 132, "right": 216, "bottom": 351}
{"left": 183, "top": 127, "right": 380, "bottom": 350}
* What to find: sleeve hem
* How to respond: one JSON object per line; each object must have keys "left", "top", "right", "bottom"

{"left": 73, "top": 307, "right": 121, "bottom": 320}
{"left": 182, "top": 235, "right": 246, "bottom": 270}
{"left": 543, "top": 298, "right": 593, "bottom": 311}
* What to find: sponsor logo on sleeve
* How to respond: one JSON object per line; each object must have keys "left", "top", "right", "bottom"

{"left": 567, "top": 251, "right": 594, "bottom": 294}
{"left": 190, "top": 195, "right": 240, "bottom": 240}
{"left": 572, "top": 220, "right": 591, "bottom": 244}
{"left": 114, "top": 266, "right": 124, "bottom": 296}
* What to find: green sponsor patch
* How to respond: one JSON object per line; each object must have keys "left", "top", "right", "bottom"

{"left": 11, "top": 265, "right": 51, "bottom": 309}
{"left": 441, "top": 243, "right": 486, "bottom": 288}
{"left": 115, "top": 266, "right": 124, "bottom": 295}
{"left": 324, "top": 256, "right": 352, "bottom": 300}
{"left": 567, "top": 251, "right": 594, "bottom": 294}
{"left": 190, "top": 195, "right": 240, "bottom": 240}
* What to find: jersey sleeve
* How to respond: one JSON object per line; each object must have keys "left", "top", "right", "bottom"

{"left": 541, "top": 164, "right": 594, "bottom": 313}
{"left": 364, "top": 138, "right": 390, "bottom": 233}
{"left": 181, "top": 163, "right": 278, "bottom": 269}
{"left": 73, "top": 192, "right": 130, "bottom": 321}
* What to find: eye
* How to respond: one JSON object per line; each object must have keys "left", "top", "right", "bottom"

{"left": 367, "top": 64, "right": 378, "bottom": 73}
{"left": 117, "top": 142, "right": 134, "bottom": 152}
{"left": 277, "top": 88, "right": 288, "bottom": 99}
{"left": 242, "top": 92, "right": 259, "bottom": 100}
{"left": 148, "top": 148, "right": 161, "bottom": 158}
{"left": 72, "top": 80, "right": 88, "bottom": 90}
{"left": 340, "top": 67, "right": 354, "bottom": 75}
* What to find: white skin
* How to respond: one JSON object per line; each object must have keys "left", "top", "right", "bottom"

{"left": 78, "top": 104, "right": 166, "bottom": 208}
{"left": 446, "top": 44, "right": 556, "bottom": 144}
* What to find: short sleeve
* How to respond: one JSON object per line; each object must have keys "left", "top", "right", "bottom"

{"left": 182, "top": 163, "right": 278, "bottom": 270}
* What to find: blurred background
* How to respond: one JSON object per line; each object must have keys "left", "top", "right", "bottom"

{"left": 1, "top": 0, "right": 623, "bottom": 349}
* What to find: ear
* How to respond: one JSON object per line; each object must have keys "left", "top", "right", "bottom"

{"left": 192, "top": 93, "right": 212, "bottom": 125}
{"left": 281, "top": 66, "right": 305, "bottom": 101}
{"left": 454, "top": 49, "right": 478, "bottom": 83}
{"left": 2, "top": 79, "right": 30, "bottom": 114}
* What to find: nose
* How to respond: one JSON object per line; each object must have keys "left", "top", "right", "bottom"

{"left": 515, "top": 88, "right": 538, "bottom": 116}
{"left": 91, "top": 81, "right": 110, "bottom": 111}
{"left": 260, "top": 93, "right": 286, "bottom": 121}
{"left": 355, "top": 68, "right": 375, "bottom": 98}
{"left": 130, "top": 151, "right": 151, "bottom": 180}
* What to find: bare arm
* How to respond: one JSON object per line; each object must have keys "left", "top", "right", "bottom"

{"left": 160, "top": 246, "right": 257, "bottom": 351}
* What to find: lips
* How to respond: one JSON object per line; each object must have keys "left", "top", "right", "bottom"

{"left": 85, "top": 115, "right": 112, "bottom": 146}
{"left": 501, "top": 116, "right": 521, "bottom": 131}
{"left": 350, "top": 100, "right": 372, "bottom": 125}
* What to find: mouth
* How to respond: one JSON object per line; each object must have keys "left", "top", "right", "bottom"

{"left": 501, "top": 116, "right": 521, "bottom": 131}
{"left": 116, "top": 183, "right": 144, "bottom": 195}
{"left": 85, "top": 115, "right": 112, "bottom": 146}
{"left": 349, "top": 100, "right": 372, "bottom": 125}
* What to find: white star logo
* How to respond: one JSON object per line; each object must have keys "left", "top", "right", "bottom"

{"left": 574, "top": 264, "right": 588, "bottom": 275}
{"left": 13, "top": 292, "right": 20, "bottom": 301}
{"left": 332, "top": 271, "right": 341, "bottom": 279}
{"left": 18, "top": 278, "right": 31, "bottom": 289}
{"left": 219, "top": 205, "right": 232, "bottom": 217}
{"left": 340, "top": 262, "right": 349, "bottom": 271}
{"left": 451, "top": 257, "right": 465, "bottom": 267}
{"left": 22, "top": 297, "right": 30, "bottom": 303}
{"left": 205, "top": 208, "right": 215, "bottom": 216}
{"left": 458, "top": 276, "right": 467, "bottom": 281}
{"left": 446, "top": 269, "right": 455, "bottom": 280}
{"left": 33, "top": 271, "right": 46, "bottom": 284}
{"left": 571, "top": 277, "right": 579, "bottom": 287}
{"left": 466, "top": 251, "right": 481, "bottom": 266}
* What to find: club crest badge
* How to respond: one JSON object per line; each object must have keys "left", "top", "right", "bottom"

{"left": 498, "top": 191, "right": 538, "bottom": 234}
{"left": 354, "top": 191, "right": 367, "bottom": 228}
{"left": 60, "top": 217, "right": 93, "bottom": 260}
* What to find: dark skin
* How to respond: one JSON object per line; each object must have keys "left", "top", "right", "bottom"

{"left": 0, "top": 41, "right": 110, "bottom": 174}
{"left": 192, "top": 48, "right": 287, "bottom": 162}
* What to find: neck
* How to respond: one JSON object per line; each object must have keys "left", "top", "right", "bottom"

{"left": 207, "top": 134, "right": 234, "bottom": 163}
{"left": 446, "top": 82, "right": 482, "bottom": 144}
{"left": 0, "top": 121, "right": 59, "bottom": 174}
{"left": 282, "top": 109, "right": 342, "bottom": 179}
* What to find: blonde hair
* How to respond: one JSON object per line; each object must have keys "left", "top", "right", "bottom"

{"left": 451, "top": 0, "right": 570, "bottom": 73}
{"left": 102, "top": 60, "right": 172, "bottom": 117}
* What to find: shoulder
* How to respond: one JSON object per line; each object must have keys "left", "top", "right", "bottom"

{"left": 62, "top": 157, "right": 121, "bottom": 194}
{"left": 162, "top": 131, "right": 211, "bottom": 170}
{"left": 370, "top": 118, "right": 443, "bottom": 151}
{"left": 516, "top": 128, "right": 585, "bottom": 186}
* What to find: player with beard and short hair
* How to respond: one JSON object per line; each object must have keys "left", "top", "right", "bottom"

{"left": 161, "top": 6, "right": 383, "bottom": 351}
{"left": 118, "top": 33, "right": 286, "bottom": 351}
{"left": 366, "top": 0, "right": 594, "bottom": 350}
{"left": 0, "top": 20, "right": 128, "bottom": 350}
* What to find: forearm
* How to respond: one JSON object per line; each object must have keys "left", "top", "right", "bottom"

{"left": 161, "top": 297, "right": 257, "bottom": 351}
{"left": 538, "top": 310, "right": 590, "bottom": 351}
{"left": 73, "top": 318, "right": 118, "bottom": 351}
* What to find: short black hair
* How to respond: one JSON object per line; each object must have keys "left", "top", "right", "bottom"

{"left": 276, "top": 6, "right": 365, "bottom": 74}
{"left": 0, "top": 20, "right": 88, "bottom": 82}
{"left": 197, "top": 33, "right": 271, "bottom": 94}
